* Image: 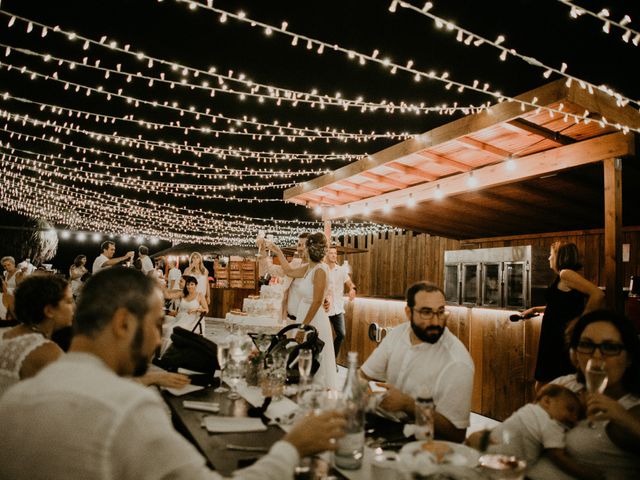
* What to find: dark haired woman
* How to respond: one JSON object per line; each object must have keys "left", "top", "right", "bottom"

{"left": 528, "top": 310, "right": 640, "bottom": 479}
{"left": 0, "top": 276, "right": 73, "bottom": 397}
{"left": 523, "top": 241, "right": 605, "bottom": 387}
{"left": 165, "top": 275, "right": 207, "bottom": 334}
{"left": 268, "top": 232, "right": 337, "bottom": 389}
{"left": 69, "top": 255, "right": 88, "bottom": 298}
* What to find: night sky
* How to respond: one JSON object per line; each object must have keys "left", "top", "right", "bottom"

{"left": 1, "top": 0, "right": 639, "bottom": 246}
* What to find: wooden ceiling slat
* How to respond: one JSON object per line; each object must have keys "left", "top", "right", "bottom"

{"left": 386, "top": 162, "right": 438, "bottom": 181}
{"left": 455, "top": 136, "right": 513, "bottom": 157}
{"left": 323, "top": 188, "right": 364, "bottom": 203}
{"left": 340, "top": 180, "right": 385, "bottom": 196}
{"left": 359, "top": 171, "right": 409, "bottom": 189}
{"left": 415, "top": 150, "right": 472, "bottom": 172}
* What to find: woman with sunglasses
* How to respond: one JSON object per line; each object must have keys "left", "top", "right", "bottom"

{"left": 528, "top": 310, "right": 640, "bottom": 479}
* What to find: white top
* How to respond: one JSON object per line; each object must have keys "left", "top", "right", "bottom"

{"left": 527, "top": 374, "right": 640, "bottom": 480}
{"left": 489, "top": 403, "right": 566, "bottom": 467}
{"left": 0, "top": 352, "right": 300, "bottom": 480}
{"left": 259, "top": 257, "right": 304, "bottom": 318}
{"left": 92, "top": 254, "right": 110, "bottom": 274}
{"left": 167, "top": 267, "right": 182, "bottom": 290}
{"left": 326, "top": 263, "right": 349, "bottom": 316}
{"left": 361, "top": 323, "right": 475, "bottom": 428}
{"left": 4, "top": 270, "right": 19, "bottom": 295}
{"left": 69, "top": 266, "right": 87, "bottom": 295}
{"left": 0, "top": 331, "right": 51, "bottom": 398}
{"left": 140, "top": 255, "right": 154, "bottom": 275}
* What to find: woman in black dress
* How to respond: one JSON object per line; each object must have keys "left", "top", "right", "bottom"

{"left": 522, "top": 241, "right": 605, "bottom": 388}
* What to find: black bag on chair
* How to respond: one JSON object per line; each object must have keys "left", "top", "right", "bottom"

{"left": 153, "top": 327, "right": 219, "bottom": 386}
{"left": 264, "top": 323, "right": 325, "bottom": 384}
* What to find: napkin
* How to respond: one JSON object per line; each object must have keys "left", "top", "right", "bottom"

{"left": 163, "top": 384, "right": 205, "bottom": 396}
{"left": 203, "top": 416, "right": 268, "bottom": 433}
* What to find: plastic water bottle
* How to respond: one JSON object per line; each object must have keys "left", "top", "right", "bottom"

{"left": 415, "top": 386, "right": 435, "bottom": 441}
{"left": 334, "top": 352, "right": 365, "bottom": 470}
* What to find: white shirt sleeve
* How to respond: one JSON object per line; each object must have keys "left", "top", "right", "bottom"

{"left": 110, "top": 398, "right": 300, "bottom": 480}
{"left": 361, "top": 336, "right": 393, "bottom": 382}
{"left": 432, "top": 361, "right": 474, "bottom": 429}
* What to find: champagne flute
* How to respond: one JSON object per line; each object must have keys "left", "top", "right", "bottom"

{"left": 266, "top": 234, "right": 274, "bottom": 257}
{"left": 215, "top": 341, "right": 230, "bottom": 393}
{"left": 298, "top": 348, "right": 313, "bottom": 388}
{"left": 585, "top": 357, "right": 608, "bottom": 427}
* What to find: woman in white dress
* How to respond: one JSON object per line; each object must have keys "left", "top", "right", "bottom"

{"left": 164, "top": 275, "right": 207, "bottom": 334}
{"left": 69, "top": 255, "right": 88, "bottom": 298}
{"left": 0, "top": 276, "right": 73, "bottom": 397}
{"left": 268, "top": 233, "right": 337, "bottom": 389}
{"left": 184, "top": 252, "right": 210, "bottom": 308}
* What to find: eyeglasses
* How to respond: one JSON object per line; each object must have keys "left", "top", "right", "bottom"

{"left": 412, "top": 308, "right": 450, "bottom": 321}
{"left": 576, "top": 340, "right": 625, "bottom": 357}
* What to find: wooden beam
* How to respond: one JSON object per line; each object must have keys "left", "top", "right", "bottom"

{"left": 416, "top": 150, "right": 472, "bottom": 172}
{"left": 340, "top": 180, "right": 385, "bottom": 196}
{"left": 322, "top": 132, "right": 634, "bottom": 220}
{"left": 455, "top": 136, "right": 512, "bottom": 158}
{"left": 284, "top": 79, "right": 568, "bottom": 200}
{"left": 506, "top": 118, "right": 576, "bottom": 145}
{"left": 603, "top": 157, "right": 623, "bottom": 311}
{"left": 323, "top": 188, "right": 363, "bottom": 203}
{"left": 359, "top": 171, "right": 409, "bottom": 189}
{"left": 386, "top": 162, "right": 437, "bottom": 181}
{"left": 567, "top": 83, "right": 640, "bottom": 131}
{"left": 466, "top": 226, "right": 640, "bottom": 244}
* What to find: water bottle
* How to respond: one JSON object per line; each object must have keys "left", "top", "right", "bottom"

{"left": 415, "top": 387, "right": 435, "bottom": 441}
{"left": 334, "top": 352, "right": 365, "bottom": 470}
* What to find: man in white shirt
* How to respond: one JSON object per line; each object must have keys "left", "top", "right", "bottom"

{"left": 324, "top": 246, "right": 356, "bottom": 358}
{"left": 258, "top": 232, "right": 308, "bottom": 321}
{"left": 138, "top": 245, "right": 155, "bottom": 275}
{"left": 361, "top": 281, "right": 474, "bottom": 443}
{"left": 92, "top": 240, "right": 134, "bottom": 273}
{"left": 0, "top": 268, "right": 345, "bottom": 480}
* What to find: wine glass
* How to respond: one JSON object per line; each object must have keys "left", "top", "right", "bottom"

{"left": 225, "top": 359, "right": 244, "bottom": 400}
{"left": 215, "top": 341, "right": 230, "bottom": 393}
{"left": 585, "top": 357, "right": 608, "bottom": 427}
{"left": 266, "top": 234, "right": 274, "bottom": 257}
{"left": 298, "top": 348, "right": 313, "bottom": 388}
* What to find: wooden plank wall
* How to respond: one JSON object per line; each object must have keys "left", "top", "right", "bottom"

{"left": 341, "top": 229, "right": 640, "bottom": 297}
{"left": 342, "top": 232, "right": 461, "bottom": 298}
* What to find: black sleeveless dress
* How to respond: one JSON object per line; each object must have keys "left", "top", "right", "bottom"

{"left": 534, "top": 276, "right": 586, "bottom": 382}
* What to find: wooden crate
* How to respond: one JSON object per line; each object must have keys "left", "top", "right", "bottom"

{"left": 229, "top": 279, "right": 243, "bottom": 289}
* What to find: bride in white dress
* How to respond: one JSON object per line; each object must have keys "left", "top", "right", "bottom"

{"left": 267, "top": 233, "right": 338, "bottom": 389}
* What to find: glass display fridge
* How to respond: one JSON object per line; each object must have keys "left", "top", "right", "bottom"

{"left": 444, "top": 246, "right": 553, "bottom": 309}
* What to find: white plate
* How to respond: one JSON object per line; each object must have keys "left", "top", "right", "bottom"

{"left": 399, "top": 440, "right": 479, "bottom": 475}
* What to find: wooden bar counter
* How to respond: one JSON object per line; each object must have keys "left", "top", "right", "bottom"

{"left": 339, "top": 296, "right": 542, "bottom": 421}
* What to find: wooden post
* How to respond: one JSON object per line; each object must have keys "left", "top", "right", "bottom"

{"left": 603, "top": 158, "right": 623, "bottom": 312}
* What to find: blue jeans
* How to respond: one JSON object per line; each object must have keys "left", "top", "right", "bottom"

{"left": 328, "top": 312, "right": 346, "bottom": 358}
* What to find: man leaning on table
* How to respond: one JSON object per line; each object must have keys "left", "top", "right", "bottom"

{"left": 0, "top": 268, "right": 345, "bottom": 480}
{"left": 360, "top": 281, "right": 474, "bottom": 443}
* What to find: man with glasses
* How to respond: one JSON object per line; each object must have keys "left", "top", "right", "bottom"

{"left": 361, "top": 281, "right": 474, "bottom": 442}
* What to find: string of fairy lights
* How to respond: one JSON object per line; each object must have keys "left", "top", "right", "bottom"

{"left": 1, "top": 92, "right": 363, "bottom": 164}
{"left": 0, "top": 59, "right": 411, "bottom": 143}
{"left": 390, "top": 1, "right": 639, "bottom": 110}
{"left": 0, "top": 167, "right": 399, "bottom": 244}
{"left": 0, "top": 1, "right": 638, "bottom": 243}
{"left": 156, "top": 0, "right": 640, "bottom": 134}
{"left": 0, "top": 117, "right": 335, "bottom": 181}
{"left": 557, "top": 0, "right": 640, "bottom": 46}
{"left": 0, "top": 9, "right": 487, "bottom": 116}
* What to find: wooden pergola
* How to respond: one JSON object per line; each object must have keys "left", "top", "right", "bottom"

{"left": 284, "top": 80, "right": 640, "bottom": 311}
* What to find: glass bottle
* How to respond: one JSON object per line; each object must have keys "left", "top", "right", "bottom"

{"left": 415, "top": 386, "right": 435, "bottom": 441}
{"left": 334, "top": 352, "right": 365, "bottom": 470}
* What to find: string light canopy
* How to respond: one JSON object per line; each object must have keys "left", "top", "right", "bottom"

{"left": 0, "top": 1, "right": 637, "bottom": 245}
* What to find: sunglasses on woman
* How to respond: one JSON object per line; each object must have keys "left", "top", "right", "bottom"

{"left": 576, "top": 340, "right": 625, "bottom": 357}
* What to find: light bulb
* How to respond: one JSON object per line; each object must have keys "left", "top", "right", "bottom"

{"left": 434, "top": 185, "right": 444, "bottom": 200}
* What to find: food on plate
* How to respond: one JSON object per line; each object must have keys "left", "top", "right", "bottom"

{"left": 420, "top": 441, "right": 452, "bottom": 463}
